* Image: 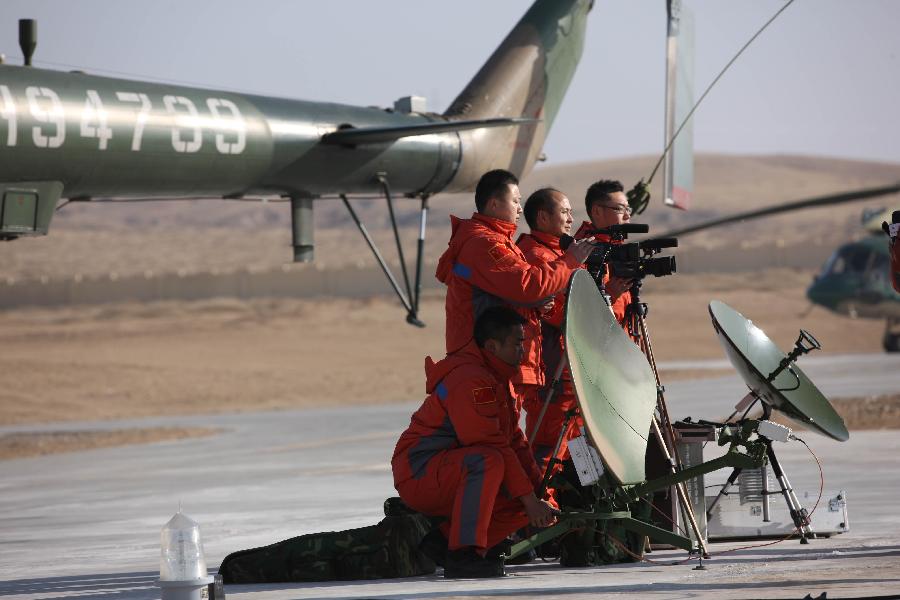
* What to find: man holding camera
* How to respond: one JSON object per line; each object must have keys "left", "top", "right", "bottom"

{"left": 574, "top": 179, "right": 637, "bottom": 325}
{"left": 885, "top": 211, "right": 900, "bottom": 293}
{"left": 391, "top": 307, "right": 558, "bottom": 578}
{"left": 516, "top": 188, "right": 583, "bottom": 478}
{"left": 435, "top": 170, "right": 594, "bottom": 357}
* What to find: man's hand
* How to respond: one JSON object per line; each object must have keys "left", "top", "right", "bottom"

{"left": 562, "top": 238, "right": 594, "bottom": 268}
{"left": 539, "top": 298, "right": 555, "bottom": 314}
{"left": 883, "top": 210, "right": 900, "bottom": 242}
{"left": 605, "top": 276, "right": 635, "bottom": 299}
{"left": 519, "top": 493, "right": 558, "bottom": 528}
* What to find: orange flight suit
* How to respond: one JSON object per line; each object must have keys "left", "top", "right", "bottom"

{"left": 517, "top": 231, "right": 583, "bottom": 478}
{"left": 436, "top": 213, "right": 577, "bottom": 363}
{"left": 391, "top": 340, "right": 542, "bottom": 552}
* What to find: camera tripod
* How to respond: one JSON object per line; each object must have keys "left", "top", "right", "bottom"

{"left": 620, "top": 276, "right": 710, "bottom": 557}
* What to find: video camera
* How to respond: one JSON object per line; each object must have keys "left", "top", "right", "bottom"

{"left": 608, "top": 238, "right": 678, "bottom": 279}
{"left": 561, "top": 223, "right": 678, "bottom": 280}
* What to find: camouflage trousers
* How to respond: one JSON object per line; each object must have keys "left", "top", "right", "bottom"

{"left": 218, "top": 511, "right": 436, "bottom": 583}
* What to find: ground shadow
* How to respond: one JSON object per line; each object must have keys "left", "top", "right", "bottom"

{"left": 0, "top": 571, "right": 159, "bottom": 600}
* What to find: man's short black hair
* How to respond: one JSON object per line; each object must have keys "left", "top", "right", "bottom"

{"left": 474, "top": 306, "right": 526, "bottom": 348}
{"left": 585, "top": 179, "right": 624, "bottom": 214}
{"left": 523, "top": 187, "right": 563, "bottom": 230}
{"left": 475, "top": 169, "right": 519, "bottom": 213}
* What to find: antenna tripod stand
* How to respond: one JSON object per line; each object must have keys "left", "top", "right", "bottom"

{"left": 704, "top": 329, "right": 824, "bottom": 544}
{"left": 703, "top": 403, "right": 815, "bottom": 543}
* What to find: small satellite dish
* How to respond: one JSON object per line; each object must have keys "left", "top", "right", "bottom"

{"left": 708, "top": 300, "right": 849, "bottom": 442}
{"left": 565, "top": 270, "right": 658, "bottom": 484}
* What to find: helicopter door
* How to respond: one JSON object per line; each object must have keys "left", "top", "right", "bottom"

{"left": 861, "top": 251, "right": 890, "bottom": 304}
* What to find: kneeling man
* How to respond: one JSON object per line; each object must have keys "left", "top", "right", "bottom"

{"left": 391, "top": 307, "right": 557, "bottom": 578}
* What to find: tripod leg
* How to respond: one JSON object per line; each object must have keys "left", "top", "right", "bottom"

{"left": 528, "top": 356, "right": 568, "bottom": 446}
{"left": 537, "top": 409, "right": 577, "bottom": 497}
{"left": 705, "top": 467, "right": 742, "bottom": 521}
{"left": 766, "top": 444, "right": 815, "bottom": 543}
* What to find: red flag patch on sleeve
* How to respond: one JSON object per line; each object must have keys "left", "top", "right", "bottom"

{"left": 488, "top": 245, "right": 509, "bottom": 263}
{"left": 472, "top": 386, "right": 496, "bottom": 405}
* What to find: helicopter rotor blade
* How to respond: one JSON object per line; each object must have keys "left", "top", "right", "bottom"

{"left": 659, "top": 182, "right": 900, "bottom": 237}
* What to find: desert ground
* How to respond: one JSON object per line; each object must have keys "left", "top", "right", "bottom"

{"left": 1, "top": 268, "right": 896, "bottom": 460}
{"left": 1, "top": 154, "right": 898, "bottom": 459}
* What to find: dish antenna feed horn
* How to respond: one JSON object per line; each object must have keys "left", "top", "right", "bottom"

{"left": 768, "top": 329, "right": 821, "bottom": 384}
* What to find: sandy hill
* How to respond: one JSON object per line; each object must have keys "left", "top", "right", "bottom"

{"left": 1, "top": 154, "right": 897, "bottom": 280}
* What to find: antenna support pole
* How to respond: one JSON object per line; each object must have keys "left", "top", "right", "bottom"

{"left": 19, "top": 19, "right": 36, "bottom": 67}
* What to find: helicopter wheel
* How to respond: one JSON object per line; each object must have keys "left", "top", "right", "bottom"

{"left": 883, "top": 319, "right": 900, "bottom": 353}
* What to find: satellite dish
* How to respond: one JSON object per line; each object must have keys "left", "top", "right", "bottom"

{"left": 708, "top": 300, "right": 849, "bottom": 442}
{"left": 565, "top": 269, "right": 658, "bottom": 484}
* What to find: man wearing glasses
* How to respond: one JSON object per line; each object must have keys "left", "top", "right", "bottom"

{"left": 573, "top": 179, "right": 636, "bottom": 326}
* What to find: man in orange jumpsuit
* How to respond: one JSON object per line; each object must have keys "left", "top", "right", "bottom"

{"left": 886, "top": 211, "right": 900, "bottom": 293}
{"left": 392, "top": 306, "right": 557, "bottom": 578}
{"left": 436, "top": 169, "right": 594, "bottom": 358}
{"left": 573, "top": 179, "right": 637, "bottom": 327}
{"left": 516, "top": 188, "right": 583, "bottom": 479}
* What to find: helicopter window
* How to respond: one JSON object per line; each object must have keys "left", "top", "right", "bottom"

{"left": 822, "top": 253, "right": 844, "bottom": 275}
{"left": 825, "top": 247, "right": 872, "bottom": 275}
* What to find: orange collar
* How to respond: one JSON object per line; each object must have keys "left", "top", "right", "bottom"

{"left": 526, "top": 230, "right": 563, "bottom": 251}
{"left": 480, "top": 347, "right": 519, "bottom": 381}
{"left": 472, "top": 212, "right": 518, "bottom": 240}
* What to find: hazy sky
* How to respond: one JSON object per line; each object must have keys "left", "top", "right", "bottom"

{"left": 2, "top": 0, "right": 899, "bottom": 167}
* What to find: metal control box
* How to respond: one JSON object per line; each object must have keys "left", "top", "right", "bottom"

{"left": 673, "top": 421, "right": 849, "bottom": 543}
{"left": 707, "top": 489, "right": 849, "bottom": 540}
{"left": 673, "top": 422, "right": 716, "bottom": 545}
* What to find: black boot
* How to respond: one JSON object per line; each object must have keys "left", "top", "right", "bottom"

{"left": 418, "top": 529, "right": 448, "bottom": 567}
{"left": 486, "top": 538, "right": 534, "bottom": 565}
{"left": 443, "top": 548, "right": 505, "bottom": 578}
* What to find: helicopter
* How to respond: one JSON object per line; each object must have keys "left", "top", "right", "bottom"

{"left": 0, "top": 0, "right": 593, "bottom": 326}
{"left": 660, "top": 196, "right": 900, "bottom": 353}
{"left": 806, "top": 208, "right": 900, "bottom": 352}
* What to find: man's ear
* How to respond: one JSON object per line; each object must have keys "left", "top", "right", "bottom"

{"left": 483, "top": 338, "right": 499, "bottom": 355}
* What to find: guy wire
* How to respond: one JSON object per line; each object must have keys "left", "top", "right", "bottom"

{"left": 645, "top": 0, "right": 799, "bottom": 185}
{"left": 795, "top": 436, "right": 825, "bottom": 518}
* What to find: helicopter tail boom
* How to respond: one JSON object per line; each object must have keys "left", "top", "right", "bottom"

{"left": 442, "top": 0, "right": 592, "bottom": 191}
